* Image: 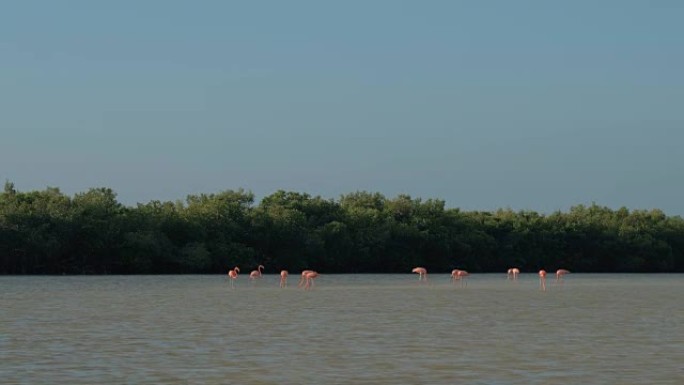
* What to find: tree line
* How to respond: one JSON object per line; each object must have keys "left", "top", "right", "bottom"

{"left": 1, "top": 181, "right": 683, "bottom": 274}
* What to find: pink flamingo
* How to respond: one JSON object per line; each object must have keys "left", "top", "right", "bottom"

{"left": 227, "top": 267, "right": 240, "bottom": 288}
{"left": 280, "top": 270, "right": 289, "bottom": 287}
{"left": 303, "top": 271, "right": 319, "bottom": 290}
{"left": 556, "top": 269, "right": 570, "bottom": 282}
{"left": 249, "top": 265, "right": 264, "bottom": 280}
{"left": 298, "top": 270, "right": 314, "bottom": 287}
{"left": 412, "top": 267, "right": 428, "bottom": 281}
{"left": 452, "top": 269, "right": 469, "bottom": 287}
{"left": 507, "top": 267, "right": 520, "bottom": 280}
{"left": 539, "top": 269, "right": 547, "bottom": 291}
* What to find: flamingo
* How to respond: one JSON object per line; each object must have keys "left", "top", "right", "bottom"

{"left": 539, "top": 269, "right": 547, "bottom": 291}
{"left": 412, "top": 267, "right": 427, "bottom": 282}
{"left": 507, "top": 267, "right": 520, "bottom": 280}
{"left": 556, "top": 269, "right": 570, "bottom": 282}
{"left": 280, "top": 270, "right": 289, "bottom": 288}
{"left": 452, "top": 269, "right": 469, "bottom": 287}
{"left": 249, "top": 265, "right": 264, "bottom": 280}
{"left": 298, "top": 270, "right": 314, "bottom": 287}
{"left": 227, "top": 267, "right": 240, "bottom": 288}
{"left": 303, "top": 270, "right": 319, "bottom": 290}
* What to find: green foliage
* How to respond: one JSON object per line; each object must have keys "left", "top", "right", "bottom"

{"left": 1, "top": 184, "right": 683, "bottom": 274}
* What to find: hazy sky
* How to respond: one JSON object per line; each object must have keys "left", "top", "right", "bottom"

{"left": 1, "top": 1, "right": 682, "bottom": 215}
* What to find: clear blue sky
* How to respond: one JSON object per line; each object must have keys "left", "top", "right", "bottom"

{"left": 1, "top": 1, "right": 682, "bottom": 214}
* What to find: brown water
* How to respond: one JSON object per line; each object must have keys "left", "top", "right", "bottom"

{"left": 1, "top": 274, "right": 683, "bottom": 384}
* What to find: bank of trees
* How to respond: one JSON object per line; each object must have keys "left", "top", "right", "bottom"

{"left": 1, "top": 181, "right": 683, "bottom": 274}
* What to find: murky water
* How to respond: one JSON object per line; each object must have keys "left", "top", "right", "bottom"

{"left": 1, "top": 274, "right": 683, "bottom": 384}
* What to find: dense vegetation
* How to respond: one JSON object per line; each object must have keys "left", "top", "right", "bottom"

{"left": 1, "top": 181, "right": 683, "bottom": 274}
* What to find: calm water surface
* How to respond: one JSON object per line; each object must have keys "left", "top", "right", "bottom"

{"left": 1, "top": 274, "right": 683, "bottom": 384}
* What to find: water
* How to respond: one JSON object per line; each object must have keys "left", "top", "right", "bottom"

{"left": 1, "top": 274, "right": 683, "bottom": 384}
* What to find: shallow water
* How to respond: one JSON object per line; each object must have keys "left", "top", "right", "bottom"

{"left": 1, "top": 274, "right": 683, "bottom": 384}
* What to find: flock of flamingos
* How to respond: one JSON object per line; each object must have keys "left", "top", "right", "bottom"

{"left": 404, "top": 267, "right": 568, "bottom": 291}
{"left": 226, "top": 265, "right": 570, "bottom": 291}
{"left": 227, "top": 265, "right": 320, "bottom": 290}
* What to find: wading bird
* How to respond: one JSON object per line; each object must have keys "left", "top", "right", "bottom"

{"left": 298, "top": 270, "right": 314, "bottom": 287}
{"left": 556, "top": 269, "right": 570, "bottom": 283}
{"left": 249, "top": 265, "right": 264, "bottom": 280}
{"left": 280, "top": 270, "right": 288, "bottom": 287}
{"left": 539, "top": 270, "right": 547, "bottom": 291}
{"left": 412, "top": 267, "right": 428, "bottom": 281}
{"left": 227, "top": 267, "right": 240, "bottom": 288}
{"left": 303, "top": 271, "right": 319, "bottom": 290}
{"left": 507, "top": 268, "right": 520, "bottom": 280}
{"left": 452, "top": 269, "right": 469, "bottom": 287}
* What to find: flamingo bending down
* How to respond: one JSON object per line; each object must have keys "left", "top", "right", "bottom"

{"left": 303, "top": 271, "right": 319, "bottom": 290}
{"left": 507, "top": 268, "right": 520, "bottom": 280}
{"left": 228, "top": 267, "right": 240, "bottom": 288}
{"left": 280, "top": 270, "right": 289, "bottom": 288}
{"left": 556, "top": 269, "right": 570, "bottom": 282}
{"left": 249, "top": 265, "right": 264, "bottom": 280}
{"left": 452, "top": 269, "right": 469, "bottom": 287}
{"left": 539, "top": 270, "right": 547, "bottom": 291}
{"left": 412, "top": 267, "right": 428, "bottom": 282}
{"left": 298, "top": 270, "right": 314, "bottom": 287}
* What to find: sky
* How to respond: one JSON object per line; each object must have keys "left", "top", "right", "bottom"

{"left": 1, "top": 1, "right": 683, "bottom": 215}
